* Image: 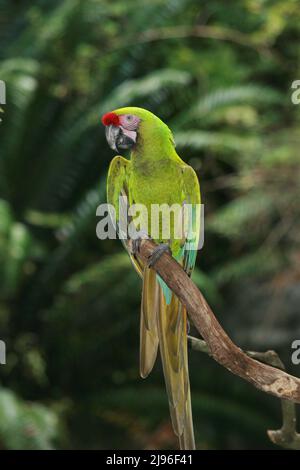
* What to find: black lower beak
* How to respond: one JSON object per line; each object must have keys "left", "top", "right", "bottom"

{"left": 105, "top": 125, "right": 136, "bottom": 153}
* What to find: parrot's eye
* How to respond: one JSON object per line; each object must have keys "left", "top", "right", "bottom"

{"left": 126, "top": 115, "right": 133, "bottom": 121}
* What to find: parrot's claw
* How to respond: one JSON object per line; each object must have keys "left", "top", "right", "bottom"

{"left": 131, "top": 229, "right": 149, "bottom": 255}
{"left": 147, "top": 243, "right": 171, "bottom": 268}
{"left": 131, "top": 237, "right": 142, "bottom": 255}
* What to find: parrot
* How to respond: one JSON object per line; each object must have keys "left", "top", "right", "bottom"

{"left": 102, "top": 107, "right": 201, "bottom": 450}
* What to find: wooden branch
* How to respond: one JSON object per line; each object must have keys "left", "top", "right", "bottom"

{"left": 111, "top": 25, "right": 273, "bottom": 58}
{"left": 189, "top": 336, "right": 300, "bottom": 449}
{"left": 137, "top": 26, "right": 272, "bottom": 58}
{"left": 135, "top": 238, "right": 300, "bottom": 403}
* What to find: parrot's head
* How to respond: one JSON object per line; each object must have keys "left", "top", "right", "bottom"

{"left": 101, "top": 107, "right": 173, "bottom": 154}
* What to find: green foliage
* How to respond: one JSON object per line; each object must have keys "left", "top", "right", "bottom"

{"left": 0, "top": 387, "right": 58, "bottom": 449}
{"left": 0, "top": 0, "right": 299, "bottom": 450}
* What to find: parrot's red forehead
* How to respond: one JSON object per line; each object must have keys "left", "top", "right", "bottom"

{"left": 101, "top": 112, "right": 120, "bottom": 126}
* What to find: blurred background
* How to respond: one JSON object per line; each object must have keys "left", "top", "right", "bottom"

{"left": 0, "top": 0, "right": 300, "bottom": 450}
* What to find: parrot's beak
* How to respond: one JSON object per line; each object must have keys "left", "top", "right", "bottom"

{"left": 105, "top": 125, "right": 137, "bottom": 153}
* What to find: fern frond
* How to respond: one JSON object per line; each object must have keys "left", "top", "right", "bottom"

{"left": 182, "top": 85, "right": 281, "bottom": 125}
{"left": 175, "top": 130, "right": 260, "bottom": 153}
{"left": 207, "top": 192, "right": 274, "bottom": 239}
{"left": 212, "top": 248, "right": 284, "bottom": 285}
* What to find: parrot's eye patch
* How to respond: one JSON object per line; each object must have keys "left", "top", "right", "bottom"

{"left": 101, "top": 112, "right": 120, "bottom": 127}
{"left": 119, "top": 114, "right": 140, "bottom": 130}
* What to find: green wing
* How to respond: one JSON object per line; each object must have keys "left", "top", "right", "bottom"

{"left": 106, "top": 155, "right": 159, "bottom": 377}
{"left": 107, "top": 155, "right": 142, "bottom": 275}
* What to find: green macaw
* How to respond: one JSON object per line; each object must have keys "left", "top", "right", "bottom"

{"left": 102, "top": 107, "right": 201, "bottom": 450}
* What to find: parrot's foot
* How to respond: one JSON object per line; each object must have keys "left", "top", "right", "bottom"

{"left": 131, "top": 237, "right": 142, "bottom": 255}
{"left": 131, "top": 230, "right": 149, "bottom": 255}
{"left": 147, "top": 243, "right": 171, "bottom": 268}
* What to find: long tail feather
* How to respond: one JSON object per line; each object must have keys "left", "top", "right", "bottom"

{"left": 140, "top": 267, "right": 159, "bottom": 378}
{"left": 157, "top": 289, "right": 195, "bottom": 450}
{"left": 140, "top": 267, "right": 195, "bottom": 449}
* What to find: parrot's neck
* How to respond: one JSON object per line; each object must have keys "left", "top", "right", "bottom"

{"left": 130, "top": 125, "right": 181, "bottom": 170}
